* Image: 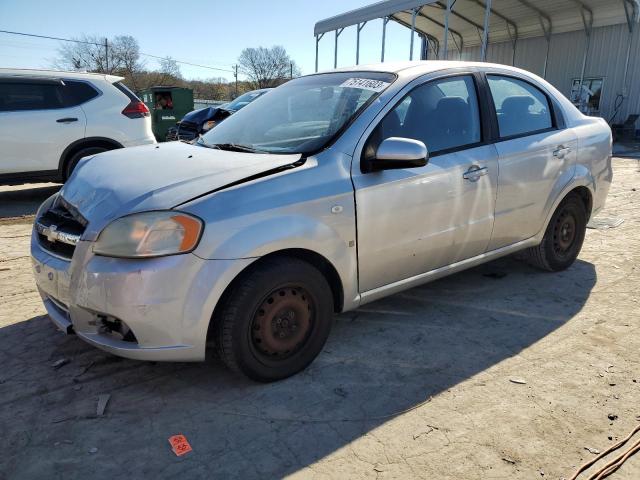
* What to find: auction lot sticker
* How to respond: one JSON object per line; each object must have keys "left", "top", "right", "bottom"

{"left": 339, "top": 78, "right": 390, "bottom": 92}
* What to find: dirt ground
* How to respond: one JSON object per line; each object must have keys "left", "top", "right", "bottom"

{"left": 0, "top": 159, "right": 638, "bottom": 480}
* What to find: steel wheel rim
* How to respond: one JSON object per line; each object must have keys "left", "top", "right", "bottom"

{"left": 250, "top": 285, "right": 314, "bottom": 360}
{"left": 553, "top": 209, "right": 577, "bottom": 256}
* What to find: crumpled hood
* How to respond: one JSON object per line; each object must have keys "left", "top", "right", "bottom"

{"left": 60, "top": 142, "right": 301, "bottom": 240}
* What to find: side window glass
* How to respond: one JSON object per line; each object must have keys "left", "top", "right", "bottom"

{"left": 63, "top": 81, "right": 99, "bottom": 107}
{"left": 487, "top": 75, "right": 553, "bottom": 138}
{"left": 375, "top": 75, "right": 481, "bottom": 154}
{"left": 0, "top": 82, "right": 65, "bottom": 111}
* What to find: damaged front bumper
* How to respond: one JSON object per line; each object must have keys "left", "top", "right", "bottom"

{"left": 31, "top": 230, "right": 254, "bottom": 362}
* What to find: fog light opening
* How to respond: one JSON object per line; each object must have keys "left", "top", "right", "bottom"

{"left": 97, "top": 315, "right": 138, "bottom": 343}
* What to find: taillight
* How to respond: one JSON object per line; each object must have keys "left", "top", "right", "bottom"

{"left": 122, "top": 101, "right": 150, "bottom": 119}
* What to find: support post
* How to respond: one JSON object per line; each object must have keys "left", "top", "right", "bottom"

{"left": 315, "top": 33, "right": 324, "bottom": 72}
{"left": 334, "top": 28, "right": 344, "bottom": 69}
{"left": 410, "top": 8, "right": 418, "bottom": 60}
{"left": 356, "top": 22, "right": 367, "bottom": 65}
{"left": 381, "top": 16, "right": 390, "bottom": 62}
{"left": 507, "top": 23, "right": 518, "bottom": 66}
{"left": 443, "top": 0, "right": 452, "bottom": 59}
{"left": 480, "top": 0, "right": 492, "bottom": 61}
{"left": 538, "top": 17, "right": 552, "bottom": 78}
{"left": 416, "top": 10, "right": 463, "bottom": 60}
{"left": 621, "top": 0, "right": 635, "bottom": 97}
{"left": 543, "top": 36, "right": 550, "bottom": 78}
{"left": 578, "top": 7, "right": 593, "bottom": 104}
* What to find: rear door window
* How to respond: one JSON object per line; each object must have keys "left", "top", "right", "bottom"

{"left": 0, "top": 81, "right": 65, "bottom": 111}
{"left": 487, "top": 75, "right": 553, "bottom": 138}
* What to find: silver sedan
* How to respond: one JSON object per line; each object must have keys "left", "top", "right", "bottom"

{"left": 31, "top": 61, "right": 612, "bottom": 381}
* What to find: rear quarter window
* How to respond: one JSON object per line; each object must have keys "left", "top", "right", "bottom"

{"left": 112, "top": 81, "right": 141, "bottom": 101}
{"left": 62, "top": 80, "right": 100, "bottom": 106}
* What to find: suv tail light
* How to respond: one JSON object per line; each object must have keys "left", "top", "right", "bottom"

{"left": 122, "top": 101, "right": 150, "bottom": 119}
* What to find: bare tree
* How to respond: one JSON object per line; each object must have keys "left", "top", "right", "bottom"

{"left": 150, "top": 56, "right": 182, "bottom": 87}
{"left": 238, "top": 46, "right": 300, "bottom": 89}
{"left": 53, "top": 35, "right": 237, "bottom": 98}
{"left": 54, "top": 34, "right": 143, "bottom": 75}
{"left": 114, "top": 36, "right": 145, "bottom": 90}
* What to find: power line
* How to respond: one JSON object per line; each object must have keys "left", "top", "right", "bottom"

{"left": 139, "top": 52, "right": 234, "bottom": 73}
{"left": 0, "top": 29, "right": 235, "bottom": 74}
{"left": 0, "top": 29, "right": 102, "bottom": 46}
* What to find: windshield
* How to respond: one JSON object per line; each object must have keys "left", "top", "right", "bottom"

{"left": 199, "top": 72, "right": 395, "bottom": 154}
{"left": 225, "top": 90, "right": 267, "bottom": 111}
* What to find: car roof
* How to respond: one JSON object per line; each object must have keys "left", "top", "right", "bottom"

{"left": 0, "top": 68, "right": 123, "bottom": 84}
{"left": 322, "top": 60, "right": 527, "bottom": 76}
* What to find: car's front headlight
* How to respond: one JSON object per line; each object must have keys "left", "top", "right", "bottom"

{"left": 36, "top": 193, "right": 58, "bottom": 219}
{"left": 93, "top": 211, "right": 203, "bottom": 258}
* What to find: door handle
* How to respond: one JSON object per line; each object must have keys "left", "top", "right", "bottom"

{"left": 553, "top": 145, "right": 571, "bottom": 158}
{"left": 463, "top": 165, "right": 488, "bottom": 182}
{"left": 56, "top": 117, "right": 78, "bottom": 123}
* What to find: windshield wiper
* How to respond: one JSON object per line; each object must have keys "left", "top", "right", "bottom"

{"left": 208, "top": 143, "right": 264, "bottom": 153}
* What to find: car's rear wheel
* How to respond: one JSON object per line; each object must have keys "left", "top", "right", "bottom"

{"left": 215, "top": 257, "right": 334, "bottom": 382}
{"left": 64, "top": 146, "right": 108, "bottom": 180}
{"left": 522, "top": 193, "right": 587, "bottom": 271}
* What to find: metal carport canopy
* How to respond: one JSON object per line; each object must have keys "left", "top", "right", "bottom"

{"left": 314, "top": 0, "right": 638, "bottom": 52}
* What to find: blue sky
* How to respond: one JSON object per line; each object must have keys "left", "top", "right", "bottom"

{"left": 0, "top": 0, "right": 424, "bottom": 82}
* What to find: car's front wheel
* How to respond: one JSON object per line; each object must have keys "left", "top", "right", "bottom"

{"left": 64, "top": 146, "right": 108, "bottom": 180}
{"left": 522, "top": 192, "right": 587, "bottom": 271}
{"left": 215, "top": 257, "right": 334, "bottom": 382}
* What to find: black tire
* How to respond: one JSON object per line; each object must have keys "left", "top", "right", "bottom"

{"left": 64, "top": 146, "right": 108, "bottom": 180}
{"left": 522, "top": 193, "right": 587, "bottom": 271}
{"left": 215, "top": 257, "right": 334, "bottom": 382}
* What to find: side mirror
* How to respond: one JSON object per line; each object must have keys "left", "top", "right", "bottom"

{"left": 369, "top": 137, "right": 428, "bottom": 171}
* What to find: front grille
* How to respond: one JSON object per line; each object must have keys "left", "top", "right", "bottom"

{"left": 36, "top": 198, "right": 87, "bottom": 260}
{"left": 37, "top": 233, "right": 76, "bottom": 258}
{"left": 178, "top": 121, "right": 198, "bottom": 133}
{"left": 166, "top": 130, "right": 178, "bottom": 141}
{"left": 176, "top": 122, "right": 199, "bottom": 141}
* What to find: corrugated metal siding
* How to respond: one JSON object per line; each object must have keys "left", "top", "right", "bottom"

{"left": 448, "top": 23, "right": 640, "bottom": 122}
{"left": 389, "top": 0, "right": 630, "bottom": 47}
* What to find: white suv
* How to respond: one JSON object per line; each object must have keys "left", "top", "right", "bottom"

{"left": 0, "top": 69, "right": 156, "bottom": 184}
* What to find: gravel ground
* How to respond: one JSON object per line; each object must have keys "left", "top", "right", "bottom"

{"left": 0, "top": 159, "right": 638, "bottom": 480}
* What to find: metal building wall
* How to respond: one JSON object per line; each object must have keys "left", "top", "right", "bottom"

{"left": 449, "top": 23, "right": 640, "bottom": 123}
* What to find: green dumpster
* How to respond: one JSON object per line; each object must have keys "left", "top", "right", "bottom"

{"left": 139, "top": 86, "right": 194, "bottom": 142}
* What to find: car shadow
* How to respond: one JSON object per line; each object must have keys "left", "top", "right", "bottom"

{"left": 0, "top": 256, "right": 596, "bottom": 479}
{"left": 0, "top": 183, "right": 60, "bottom": 220}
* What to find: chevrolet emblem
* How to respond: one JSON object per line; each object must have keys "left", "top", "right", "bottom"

{"left": 46, "top": 225, "right": 58, "bottom": 243}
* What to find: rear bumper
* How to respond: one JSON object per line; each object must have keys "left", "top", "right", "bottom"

{"left": 31, "top": 232, "right": 255, "bottom": 362}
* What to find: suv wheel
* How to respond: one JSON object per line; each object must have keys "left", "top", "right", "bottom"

{"left": 64, "top": 146, "right": 108, "bottom": 180}
{"left": 522, "top": 193, "right": 587, "bottom": 271}
{"left": 215, "top": 257, "right": 334, "bottom": 382}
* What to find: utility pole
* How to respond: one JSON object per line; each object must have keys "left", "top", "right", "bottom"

{"left": 234, "top": 65, "right": 238, "bottom": 97}
{"left": 290, "top": 62, "right": 293, "bottom": 79}
{"left": 104, "top": 38, "right": 109, "bottom": 72}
